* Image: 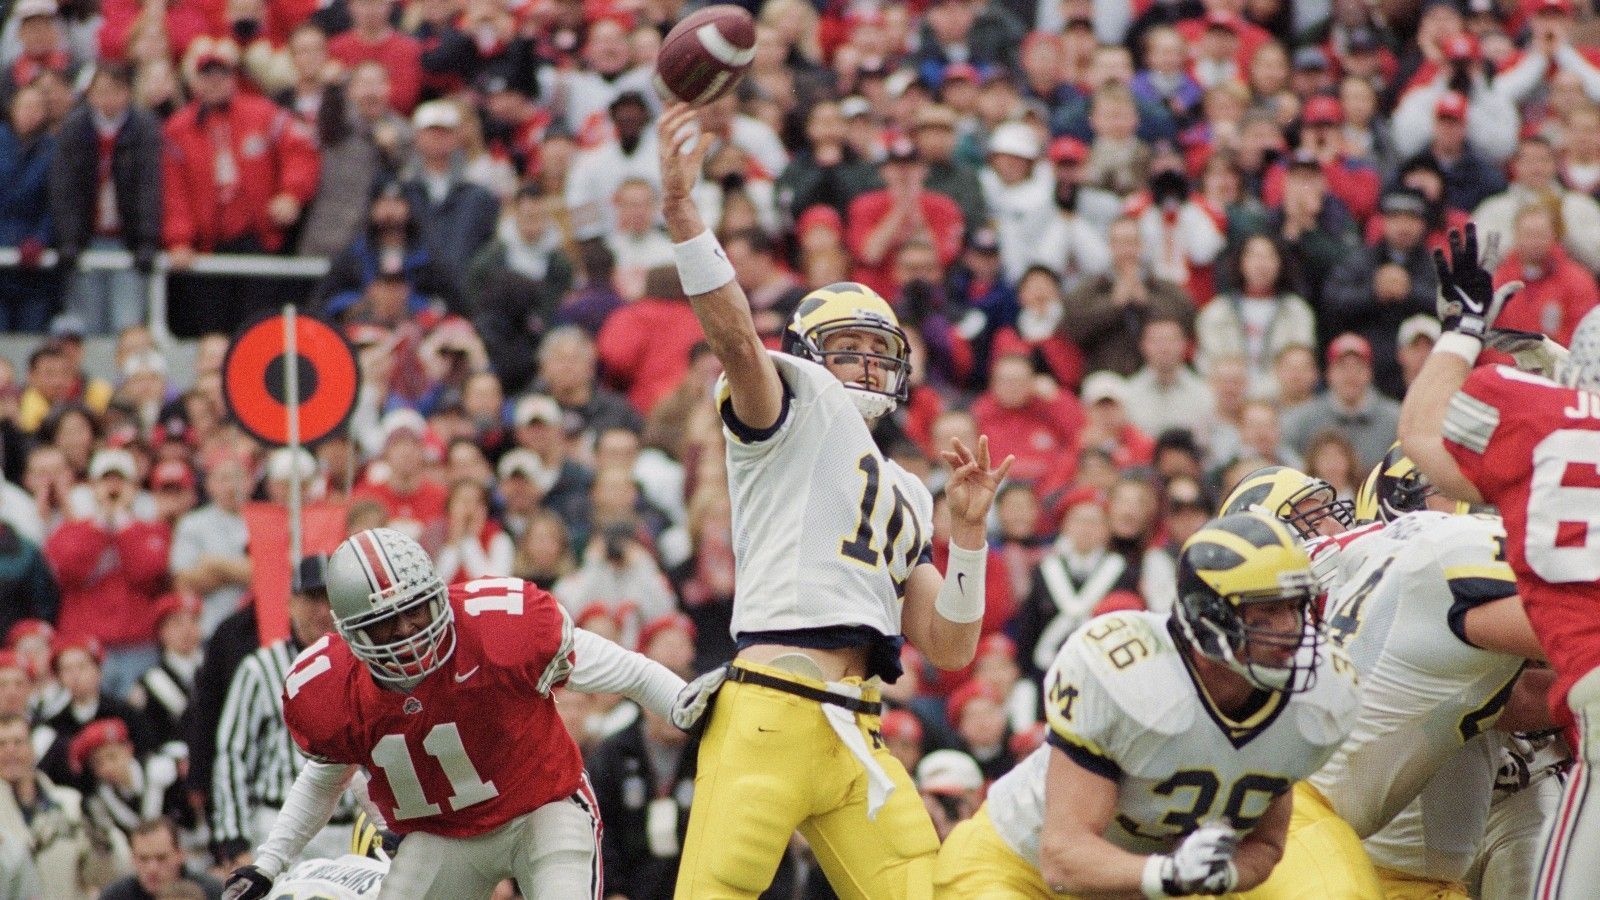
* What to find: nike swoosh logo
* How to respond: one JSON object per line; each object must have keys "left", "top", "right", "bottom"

{"left": 454, "top": 666, "right": 480, "bottom": 684}
{"left": 956, "top": 573, "right": 968, "bottom": 594}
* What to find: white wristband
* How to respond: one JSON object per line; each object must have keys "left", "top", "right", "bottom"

{"left": 935, "top": 542, "right": 987, "bottom": 624}
{"left": 1141, "top": 854, "right": 1170, "bottom": 899}
{"left": 673, "top": 229, "right": 736, "bottom": 297}
{"left": 1433, "top": 331, "right": 1482, "bottom": 364}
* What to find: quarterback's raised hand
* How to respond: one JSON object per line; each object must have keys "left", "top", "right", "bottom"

{"left": 1434, "top": 223, "right": 1522, "bottom": 339}
{"left": 221, "top": 864, "right": 275, "bottom": 900}
{"left": 941, "top": 435, "right": 1014, "bottom": 548}
{"left": 1143, "top": 821, "right": 1240, "bottom": 898}
{"left": 657, "top": 103, "right": 711, "bottom": 205}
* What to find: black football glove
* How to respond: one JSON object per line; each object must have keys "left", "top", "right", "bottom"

{"left": 221, "top": 864, "right": 275, "bottom": 900}
{"left": 1434, "top": 223, "right": 1521, "bottom": 339}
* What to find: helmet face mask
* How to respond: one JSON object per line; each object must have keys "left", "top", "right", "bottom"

{"left": 1175, "top": 511, "right": 1325, "bottom": 694}
{"left": 783, "top": 283, "right": 913, "bottom": 421}
{"left": 1355, "top": 442, "right": 1465, "bottom": 523}
{"left": 327, "top": 529, "right": 456, "bottom": 690}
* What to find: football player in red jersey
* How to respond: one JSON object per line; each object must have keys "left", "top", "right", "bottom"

{"left": 1398, "top": 223, "right": 1600, "bottom": 899}
{"left": 221, "top": 527, "right": 690, "bottom": 900}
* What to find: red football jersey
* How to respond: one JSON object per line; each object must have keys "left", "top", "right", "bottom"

{"left": 281, "top": 577, "right": 584, "bottom": 837}
{"left": 1442, "top": 364, "right": 1600, "bottom": 727}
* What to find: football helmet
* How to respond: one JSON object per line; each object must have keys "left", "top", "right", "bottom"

{"left": 1175, "top": 511, "right": 1323, "bottom": 694}
{"left": 1354, "top": 442, "right": 1469, "bottom": 523}
{"left": 1219, "top": 465, "right": 1354, "bottom": 539}
{"left": 1558, "top": 305, "right": 1600, "bottom": 394}
{"left": 326, "top": 528, "right": 454, "bottom": 689}
{"left": 782, "top": 282, "right": 911, "bottom": 421}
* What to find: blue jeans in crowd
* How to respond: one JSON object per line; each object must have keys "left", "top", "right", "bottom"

{"left": 101, "top": 641, "right": 159, "bottom": 699}
{"left": 64, "top": 237, "right": 147, "bottom": 335}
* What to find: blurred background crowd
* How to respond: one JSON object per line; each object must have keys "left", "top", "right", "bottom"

{"left": 0, "top": 0, "right": 1594, "bottom": 894}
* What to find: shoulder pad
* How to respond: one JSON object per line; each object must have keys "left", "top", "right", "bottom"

{"left": 1065, "top": 612, "right": 1196, "bottom": 737}
{"left": 1294, "top": 658, "right": 1362, "bottom": 751}
{"left": 451, "top": 578, "right": 570, "bottom": 677}
{"left": 282, "top": 637, "right": 361, "bottom": 760}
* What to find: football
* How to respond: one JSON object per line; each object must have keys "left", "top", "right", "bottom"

{"left": 653, "top": 4, "right": 756, "bottom": 107}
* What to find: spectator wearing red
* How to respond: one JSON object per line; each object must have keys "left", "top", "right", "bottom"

{"left": 434, "top": 479, "right": 512, "bottom": 585}
{"left": 971, "top": 352, "right": 1084, "bottom": 486}
{"left": 1184, "top": 12, "right": 1266, "bottom": 89}
{"left": 1263, "top": 96, "right": 1380, "bottom": 226}
{"left": 162, "top": 38, "right": 319, "bottom": 334}
{"left": 845, "top": 138, "right": 964, "bottom": 298}
{"left": 988, "top": 266, "right": 1084, "bottom": 391}
{"left": 880, "top": 709, "right": 925, "bottom": 775}
{"left": 328, "top": 0, "right": 422, "bottom": 113}
{"left": 1075, "top": 372, "right": 1155, "bottom": 472}
{"left": 596, "top": 266, "right": 706, "bottom": 416}
{"left": 45, "top": 449, "right": 171, "bottom": 698}
{"left": 3, "top": 0, "right": 74, "bottom": 101}
{"left": 353, "top": 409, "right": 448, "bottom": 543}
{"left": 1491, "top": 204, "right": 1600, "bottom": 347}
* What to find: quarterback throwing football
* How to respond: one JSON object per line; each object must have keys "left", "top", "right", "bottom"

{"left": 221, "top": 528, "right": 689, "bottom": 899}
{"left": 655, "top": 102, "right": 1011, "bottom": 900}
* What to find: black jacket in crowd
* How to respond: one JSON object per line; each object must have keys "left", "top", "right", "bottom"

{"left": 48, "top": 103, "right": 163, "bottom": 269}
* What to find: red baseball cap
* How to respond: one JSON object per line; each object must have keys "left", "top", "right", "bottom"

{"left": 5, "top": 619, "right": 51, "bottom": 649}
{"left": 943, "top": 63, "right": 981, "bottom": 85}
{"left": 880, "top": 709, "right": 924, "bottom": 743}
{"left": 1048, "top": 135, "right": 1089, "bottom": 165}
{"left": 68, "top": 718, "right": 130, "bottom": 774}
{"left": 1528, "top": 0, "right": 1574, "bottom": 15}
{"left": 1204, "top": 10, "right": 1242, "bottom": 32}
{"left": 50, "top": 636, "right": 105, "bottom": 673}
{"left": 796, "top": 204, "right": 844, "bottom": 237}
{"left": 976, "top": 633, "right": 1017, "bottom": 662}
{"left": 150, "top": 460, "right": 195, "bottom": 491}
{"left": 947, "top": 679, "right": 1005, "bottom": 724}
{"left": 1436, "top": 91, "right": 1469, "bottom": 121}
{"left": 637, "top": 613, "right": 696, "bottom": 652}
{"left": 1327, "top": 332, "right": 1374, "bottom": 365}
{"left": 154, "top": 593, "right": 203, "bottom": 628}
{"left": 1302, "top": 95, "right": 1343, "bottom": 126}
{"left": 1442, "top": 32, "right": 1479, "bottom": 61}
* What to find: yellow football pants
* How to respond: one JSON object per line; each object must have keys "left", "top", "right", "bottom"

{"left": 1242, "top": 783, "right": 1385, "bottom": 900}
{"left": 934, "top": 784, "right": 1384, "bottom": 900}
{"left": 673, "top": 660, "right": 940, "bottom": 900}
{"left": 1373, "top": 867, "right": 1470, "bottom": 900}
{"left": 934, "top": 804, "right": 1076, "bottom": 899}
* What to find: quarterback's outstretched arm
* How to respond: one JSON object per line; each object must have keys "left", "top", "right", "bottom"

{"left": 566, "top": 627, "right": 687, "bottom": 721}
{"left": 657, "top": 103, "right": 785, "bottom": 432}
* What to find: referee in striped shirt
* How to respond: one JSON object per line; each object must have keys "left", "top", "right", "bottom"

{"left": 212, "top": 556, "right": 355, "bottom": 866}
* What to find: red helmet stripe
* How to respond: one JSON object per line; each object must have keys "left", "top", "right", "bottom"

{"left": 354, "top": 531, "right": 393, "bottom": 593}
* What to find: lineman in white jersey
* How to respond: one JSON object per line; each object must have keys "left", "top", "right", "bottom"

{"left": 1310, "top": 510, "right": 1551, "bottom": 893}
{"left": 935, "top": 511, "right": 1363, "bottom": 899}
{"left": 655, "top": 103, "right": 1013, "bottom": 900}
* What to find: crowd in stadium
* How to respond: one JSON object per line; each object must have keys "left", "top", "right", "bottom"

{"left": 0, "top": 0, "right": 1593, "bottom": 894}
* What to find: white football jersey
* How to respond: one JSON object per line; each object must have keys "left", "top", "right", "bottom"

{"left": 1309, "top": 512, "right": 1525, "bottom": 847}
{"left": 274, "top": 855, "right": 388, "bottom": 900}
{"left": 1360, "top": 736, "right": 1500, "bottom": 881}
{"left": 986, "top": 610, "right": 1360, "bottom": 863}
{"left": 718, "top": 352, "right": 932, "bottom": 640}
